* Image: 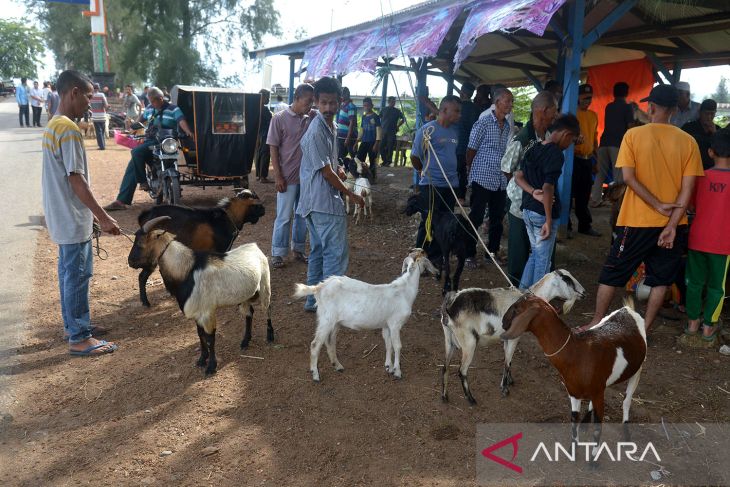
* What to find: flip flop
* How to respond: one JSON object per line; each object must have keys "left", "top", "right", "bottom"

{"left": 271, "top": 256, "right": 285, "bottom": 269}
{"left": 683, "top": 324, "right": 700, "bottom": 336}
{"left": 69, "top": 340, "right": 118, "bottom": 356}
{"left": 293, "top": 252, "right": 309, "bottom": 264}
{"left": 701, "top": 324, "right": 719, "bottom": 342}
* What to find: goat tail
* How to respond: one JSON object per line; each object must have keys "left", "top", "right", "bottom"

{"left": 623, "top": 295, "right": 636, "bottom": 311}
{"left": 293, "top": 283, "right": 320, "bottom": 299}
{"left": 441, "top": 292, "right": 457, "bottom": 328}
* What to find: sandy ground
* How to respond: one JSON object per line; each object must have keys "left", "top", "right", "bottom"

{"left": 0, "top": 137, "right": 728, "bottom": 487}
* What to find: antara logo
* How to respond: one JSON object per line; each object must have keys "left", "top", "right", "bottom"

{"left": 481, "top": 433, "right": 661, "bottom": 473}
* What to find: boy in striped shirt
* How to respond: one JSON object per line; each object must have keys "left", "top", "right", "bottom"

{"left": 42, "top": 70, "right": 120, "bottom": 356}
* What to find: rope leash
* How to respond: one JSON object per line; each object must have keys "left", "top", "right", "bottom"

{"left": 90, "top": 224, "right": 136, "bottom": 261}
{"left": 420, "top": 124, "right": 515, "bottom": 289}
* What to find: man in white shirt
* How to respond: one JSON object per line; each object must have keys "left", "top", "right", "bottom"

{"left": 30, "top": 81, "right": 45, "bottom": 127}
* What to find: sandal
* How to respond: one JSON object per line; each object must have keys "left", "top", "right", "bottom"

{"left": 103, "top": 200, "right": 128, "bottom": 211}
{"left": 465, "top": 257, "right": 478, "bottom": 270}
{"left": 69, "top": 339, "right": 118, "bottom": 356}
{"left": 701, "top": 324, "right": 719, "bottom": 342}
{"left": 271, "top": 256, "right": 285, "bottom": 269}
{"left": 683, "top": 324, "right": 700, "bottom": 337}
{"left": 293, "top": 251, "right": 308, "bottom": 264}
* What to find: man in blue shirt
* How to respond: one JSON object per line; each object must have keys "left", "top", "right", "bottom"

{"left": 336, "top": 87, "right": 358, "bottom": 162}
{"left": 356, "top": 97, "right": 381, "bottom": 180}
{"left": 297, "top": 77, "right": 364, "bottom": 312}
{"left": 465, "top": 88, "right": 513, "bottom": 267}
{"left": 410, "top": 95, "right": 462, "bottom": 258}
{"left": 104, "top": 87, "right": 194, "bottom": 210}
{"left": 16, "top": 77, "right": 30, "bottom": 127}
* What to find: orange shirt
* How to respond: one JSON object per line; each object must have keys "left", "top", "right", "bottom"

{"left": 574, "top": 108, "right": 598, "bottom": 158}
{"left": 616, "top": 123, "right": 704, "bottom": 227}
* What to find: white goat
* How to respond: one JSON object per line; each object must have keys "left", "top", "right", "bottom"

{"left": 440, "top": 269, "right": 585, "bottom": 403}
{"left": 127, "top": 216, "right": 273, "bottom": 376}
{"left": 293, "top": 248, "right": 438, "bottom": 382}
{"left": 352, "top": 157, "right": 372, "bottom": 224}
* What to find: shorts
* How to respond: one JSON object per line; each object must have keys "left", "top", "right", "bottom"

{"left": 599, "top": 225, "right": 688, "bottom": 287}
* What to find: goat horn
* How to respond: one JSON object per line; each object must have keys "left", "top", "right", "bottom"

{"left": 142, "top": 216, "right": 172, "bottom": 233}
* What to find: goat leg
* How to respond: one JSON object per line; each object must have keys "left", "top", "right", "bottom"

{"left": 441, "top": 254, "right": 451, "bottom": 295}
{"left": 441, "top": 329, "right": 456, "bottom": 402}
{"left": 588, "top": 395, "right": 605, "bottom": 469}
{"left": 204, "top": 330, "right": 217, "bottom": 376}
{"left": 138, "top": 267, "right": 154, "bottom": 307}
{"left": 452, "top": 254, "right": 465, "bottom": 292}
{"left": 241, "top": 304, "right": 253, "bottom": 349}
{"left": 195, "top": 324, "right": 208, "bottom": 368}
{"left": 266, "top": 304, "right": 274, "bottom": 343}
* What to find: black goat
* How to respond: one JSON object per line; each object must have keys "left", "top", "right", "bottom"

{"left": 404, "top": 194, "right": 474, "bottom": 295}
{"left": 133, "top": 189, "right": 265, "bottom": 307}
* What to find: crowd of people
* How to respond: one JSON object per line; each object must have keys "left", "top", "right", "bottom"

{"left": 37, "top": 67, "right": 729, "bottom": 355}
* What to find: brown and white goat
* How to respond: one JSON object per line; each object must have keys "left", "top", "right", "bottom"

{"left": 134, "top": 189, "right": 265, "bottom": 307}
{"left": 128, "top": 216, "right": 273, "bottom": 376}
{"left": 440, "top": 270, "right": 585, "bottom": 403}
{"left": 501, "top": 294, "right": 646, "bottom": 458}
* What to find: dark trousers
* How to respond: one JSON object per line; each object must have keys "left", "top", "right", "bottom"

{"left": 456, "top": 153, "right": 467, "bottom": 199}
{"left": 18, "top": 104, "right": 29, "bottom": 127}
{"left": 255, "top": 137, "right": 270, "bottom": 178}
{"left": 116, "top": 139, "right": 155, "bottom": 204}
{"left": 570, "top": 156, "right": 594, "bottom": 232}
{"left": 380, "top": 132, "right": 396, "bottom": 165}
{"left": 337, "top": 136, "right": 356, "bottom": 162}
{"left": 356, "top": 141, "right": 378, "bottom": 180}
{"left": 507, "top": 211, "right": 530, "bottom": 286}
{"left": 467, "top": 183, "right": 506, "bottom": 256}
{"left": 31, "top": 106, "right": 42, "bottom": 126}
{"left": 93, "top": 121, "right": 106, "bottom": 150}
{"left": 416, "top": 185, "right": 456, "bottom": 259}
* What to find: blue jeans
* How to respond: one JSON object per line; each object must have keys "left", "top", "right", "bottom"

{"left": 116, "top": 139, "right": 155, "bottom": 204}
{"left": 519, "top": 209, "right": 559, "bottom": 289}
{"left": 304, "top": 211, "right": 349, "bottom": 309}
{"left": 271, "top": 183, "right": 307, "bottom": 257}
{"left": 58, "top": 240, "right": 94, "bottom": 344}
{"left": 93, "top": 121, "right": 106, "bottom": 150}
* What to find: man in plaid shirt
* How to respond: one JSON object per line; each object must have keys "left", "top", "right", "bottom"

{"left": 465, "top": 88, "right": 514, "bottom": 268}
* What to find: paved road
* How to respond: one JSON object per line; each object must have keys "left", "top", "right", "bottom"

{"left": 0, "top": 98, "right": 45, "bottom": 417}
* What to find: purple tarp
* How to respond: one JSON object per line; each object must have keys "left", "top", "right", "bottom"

{"left": 301, "top": 0, "right": 564, "bottom": 78}
{"left": 454, "top": 0, "right": 567, "bottom": 69}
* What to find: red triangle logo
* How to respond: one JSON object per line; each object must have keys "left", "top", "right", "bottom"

{"left": 481, "top": 432, "right": 523, "bottom": 474}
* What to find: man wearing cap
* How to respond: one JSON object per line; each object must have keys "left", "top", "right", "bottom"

{"left": 682, "top": 99, "right": 721, "bottom": 169}
{"left": 570, "top": 84, "right": 601, "bottom": 237}
{"left": 672, "top": 81, "right": 700, "bottom": 128}
{"left": 581, "top": 84, "right": 704, "bottom": 333}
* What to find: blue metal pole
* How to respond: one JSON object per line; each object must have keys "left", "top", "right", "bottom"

{"left": 380, "top": 70, "right": 389, "bottom": 111}
{"left": 288, "top": 57, "right": 295, "bottom": 105}
{"left": 557, "top": 0, "right": 584, "bottom": 229}
{"left": 415, "top": 58, "right": 428, "bottom": 129}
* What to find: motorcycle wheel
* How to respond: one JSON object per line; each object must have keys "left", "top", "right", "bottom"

{"left": 162, "top": 174, "right": 181, "bottom": 205}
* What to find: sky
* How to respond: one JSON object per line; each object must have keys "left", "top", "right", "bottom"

{"left": 3, "top": 0, "right": 729, "bottom": 100}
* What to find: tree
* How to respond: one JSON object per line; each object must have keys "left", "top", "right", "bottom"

{"left": 29, "top": 0, "right": 280, "bottom": 87}
{"left": 0, "top": 19, "right": 45, "bottom": 79}
{"left": 713, "top": 76, "right": 729, "bottom": 104}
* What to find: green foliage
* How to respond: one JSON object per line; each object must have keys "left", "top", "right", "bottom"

{"left": 0, "top": 19, "right": 45, "bottom": 79}
{"left": 713, "top": 76, "right": 729, "bottom": 104}
{"left": 511, "top": 85, "right": 537, "bottom": 125}
{"left": 29, "top": 0, "right": 280, "bottom": 88}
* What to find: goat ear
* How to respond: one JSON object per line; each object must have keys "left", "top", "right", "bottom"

{"left": 502, "top": 302, "right": 539, "bottom": 340}
{"left": 402, "top": 256, "right": 415, "bottom": 274}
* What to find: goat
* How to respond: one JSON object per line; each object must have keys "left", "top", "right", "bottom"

{"left": 404, "top": 193, "right": 474, "bottom": 295}
{"left": 133, "top": 189, "right": 265, "bottom": 307}
{"left": 293, "top": 248, "right": 438, "bottom": 382}
{"left": 501, "top": 294, "right": 646, "bottom": 461}
{"left": 440, "top": 269, "right": 586, "bottom": 403}
{"left": 344, "top": 157, "right": 372, "bottom": 221}
{"left": 128, "top": 216, "right": 273, "bottom": 376}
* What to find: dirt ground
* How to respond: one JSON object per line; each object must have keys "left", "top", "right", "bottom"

{"left": 0, "top": 137, "right": 728, "bottom": 487}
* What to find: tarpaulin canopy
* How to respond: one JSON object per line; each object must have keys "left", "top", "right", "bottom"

{"left": 300, "top": 0, "right": 564, "bottom": 79}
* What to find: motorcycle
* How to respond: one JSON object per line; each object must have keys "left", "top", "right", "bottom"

{"left": 140, "top": 126, "right": 183, "bottom": 205}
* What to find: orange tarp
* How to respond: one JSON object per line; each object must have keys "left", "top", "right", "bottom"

{"left": 586, "top": 57, "right": 654, "bottom": 142}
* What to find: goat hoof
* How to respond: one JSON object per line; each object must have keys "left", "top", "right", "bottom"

{"left": 441, "top": 394, "right": 449, "bottom": 403}
{"left": 500, "top": 387, "right": 510, "bottom": 397}
{"left": 266, "top": 331, "right": 275, "bottom": 343}
{"left": 240, "top": 340, "right": 250, "bottom": 349}
{"left": 393, "top": 370, "right": 402, "bottom": 380}
{"left": 204, "top": 367, "right": 217, "bottom": 377}
{"left": 196, "top": 357, "right": 207, "bottom": 367}
{"left": 141, "top": 301, "right": 151, "bottom": 308}
{"left": 333, "top": 364, "right": 345, "bottom": 372}
{"left": 466, "top": 396, "right": 478, "bottom": 405}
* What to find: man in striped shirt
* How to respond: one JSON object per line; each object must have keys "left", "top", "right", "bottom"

{"left": 90, "top": 83, "right": 109, "bottom": 150}
{"left": 104, "top": 87, "right": 193, "bottom": 210}
{"left": 42, "top": 70, "right": 120, "bottom": 356}
{"left": 296, "top": 77, "right": 364, "bottom": 312}
{"left": 465, "top": 88, "right": 514, "bottom": 268}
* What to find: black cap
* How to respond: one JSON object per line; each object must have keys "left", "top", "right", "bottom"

{"left": 640, "top": 84, "right": 678, "bottom": 108}
{"left": 700, "top": 99, "right": 717, "bottom": 112}
{"left": 579, "top": 84, "right": 593, "bottom": 96}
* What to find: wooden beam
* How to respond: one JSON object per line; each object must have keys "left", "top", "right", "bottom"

{"left": 598, "top": 12, "right": 730, "bottom": 45}
{"left": 660, "top": 50, "right": 730, "bottom": 62}
{"left": 498, "top": 33, "right": 556, "bottom": 68}
{"left": 670, "top": 37, "right": 699, "bottom": 54}
{"left": 610, "top": 42, "right": 682, "bottom": 55}
{"left": 469, "top": 42, "right": 560, "bottom": 62}
{"left": 476, "top": 59, "right": 552, "bottom": 73}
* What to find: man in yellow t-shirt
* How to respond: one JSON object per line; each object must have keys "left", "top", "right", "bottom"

{"left": 580, "top": 84, "right": 704, "bottom": 332}
{"left": 569, "top": 84, "right": 601, "bottom": 237}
